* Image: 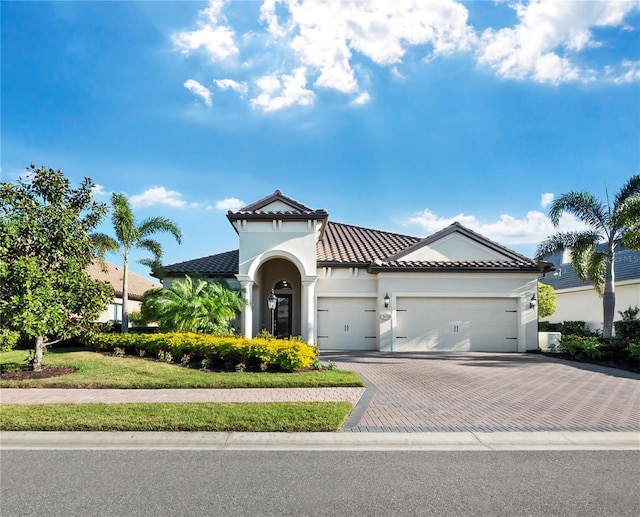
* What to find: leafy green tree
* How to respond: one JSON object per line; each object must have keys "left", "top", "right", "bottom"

{"left": 536, "top": 174, "right": 640, "bottom": 338}
{"left": 138, "top": 275, "right": 244, "bottom": 333}
{"left": 92, "top": 193, "right": 182, "bottom": 332}
{"left": 537, "top": 282, "right": 557, "bottom": 319}
{"left": 0, "top": 165, "right": 114, "bottom": 370}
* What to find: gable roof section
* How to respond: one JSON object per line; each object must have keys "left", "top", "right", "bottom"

{"left": 162, "top": 250, "right": 239, "bottom": 278}
{"left": 88, "top": 261, "right": 161, "bottom": 300}
{"left": 369, "top": 222, "right": 550, "bottom": 272}
{"left": 390, "top": 222, "right": 534, "bottom": 263}
{"left": 227, "top": 190, "right": 328, "bottom": 225}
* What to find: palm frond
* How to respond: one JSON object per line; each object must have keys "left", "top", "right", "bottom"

{"left": 138, "top": 238, "right": 163, "bottom": 260}
{"left": 535, "top": 231, "right": 601, "bottom": 260}
{"left": 139, "top": 258, "right": 166, "bottom": 279}
{"left": 90, "top": 232, "right": 120, "bottom": 259}
{"left": 614, "top": 173, "right": 640, "bottom": 210}
{"left": 613, "top": 194, "right": 640, "bottom": 249}
{"left": 138, "top": 217, "right": 183, "bottom": 244}
{"left": 586, "top": 252, "right": 607, "bottom": 295}
{"left": 548, "top": 192, "right": 609, "bottom": 232}
{"left": 111, "top": 193, "right": 137, "bottom": 246}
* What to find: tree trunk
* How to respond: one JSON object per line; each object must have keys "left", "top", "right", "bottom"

{"left": 121, "top": 250, "right": 129, "bottom": 333}
{"left": 33, "top": 335, "right": 45, "bottom": 372}
{"left": 602, "top": 251, "right": 615, "bottom": 338}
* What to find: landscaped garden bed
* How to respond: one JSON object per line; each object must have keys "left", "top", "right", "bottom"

{"left": 0, "top": 347, "right": 364, "bottom": 389}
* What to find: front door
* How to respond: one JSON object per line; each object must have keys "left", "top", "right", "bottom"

{"left": 275, "top": 294, "right": 292, "bottom": 339}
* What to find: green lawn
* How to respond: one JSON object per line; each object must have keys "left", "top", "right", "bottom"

{"left": 0, "top": 402, "right": 352, "bottom": 432}
{"left": 0, "top": 348, "right": 364, "bottom": 389}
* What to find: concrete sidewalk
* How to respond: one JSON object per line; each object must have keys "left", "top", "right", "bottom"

{"left": 2, "top": 430, "right": 639, "bottom": 451}
{"left": 0, "top": 387, "right": 365, "bottom": 405}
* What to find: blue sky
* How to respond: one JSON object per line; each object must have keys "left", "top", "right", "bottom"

{"left": 2, "top": 0, "right": 639, "bottom": 280}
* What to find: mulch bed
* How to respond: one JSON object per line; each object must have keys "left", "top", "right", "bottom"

{"left": 0, "top": 366, "right": 77, "bottom": 381}
{"left": 542, "top": 352, "right": 640, "bottom": 374}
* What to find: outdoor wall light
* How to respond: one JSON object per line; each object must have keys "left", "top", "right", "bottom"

{"left": 383, "top": 293, "right": 390, "bottom": 309}
{"left": 530, "top": 293, "right": 536, "bottom": 310}
{"left": 268, "top": 290, "right": 277, "bottom": 335}
{"left": 267, "top": 290, "right": 277, "bottom": 311}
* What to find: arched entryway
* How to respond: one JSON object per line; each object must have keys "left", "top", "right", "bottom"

{"left": 256, "top": 258, "right": 302, "bottom": 339}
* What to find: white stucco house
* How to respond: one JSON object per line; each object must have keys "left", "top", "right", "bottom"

{"left": 162, "top": 191, "right": 553, "bottom": 352}
{"left": 539, "top": 247, "right": 640, "bottom": 332}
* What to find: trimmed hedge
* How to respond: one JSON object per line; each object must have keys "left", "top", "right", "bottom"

{"left": 87, "top": 333, "right": 318, "bottom": 372}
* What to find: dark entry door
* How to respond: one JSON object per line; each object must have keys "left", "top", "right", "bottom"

{"left": 275, "top": 294, "right": 292, "bottom": 339}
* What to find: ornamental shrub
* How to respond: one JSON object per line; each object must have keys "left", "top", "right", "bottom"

{"left": 560, "top": 321, "right": 597, "bottom": 337}
{"left": 87, "top": 332, "right": 318, "bottom": 372}
{"left": 614, "top": 320, "right": 640, "bottom": 341}
{"left": 627, "top": 343, "right": 640, "bottom": 361}
{"left": 558, "top": 335, "right": 603, "bottom": 359}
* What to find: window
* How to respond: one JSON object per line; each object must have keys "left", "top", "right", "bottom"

{"left": 109, "top": 303, "right": 123, "bottom": 323}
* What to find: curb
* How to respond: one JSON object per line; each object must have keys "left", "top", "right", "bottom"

{"left": 2, "top": 431, "right": 639, "bottom": 451}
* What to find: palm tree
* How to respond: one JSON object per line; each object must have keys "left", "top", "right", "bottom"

{"left": 92, "top": 192, "right": 182, "bottom": 332}
{"left": 149, "top": 275, "right": 244, "bottom": 333}
{"left": 536, "top": 174, "right": 640, "bottom": 337}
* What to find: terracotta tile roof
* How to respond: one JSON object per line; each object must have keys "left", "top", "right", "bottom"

{"left": 88, "top": 261, "right": 161, "bottom": 300}
{"left": 317, "top": 221, "right": 420, "bottom": 265}
{"left": 163, "top": 250, "right": 239, "bottom": 277}
{"left": 161, "top": 221, "right": 550, "bottom": 276}
{"left": 227, "top": 190, "right": 328, "bottom": 224}
{"left": 370, "top": 259, "right": 545, "bottom": 272}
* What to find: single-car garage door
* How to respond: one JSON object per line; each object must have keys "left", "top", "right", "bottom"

{"left": 395, "top": 297, "right": 518, "bottom": 352}
{"left": 317, "top": 297, "right": 377, "bottom": 350}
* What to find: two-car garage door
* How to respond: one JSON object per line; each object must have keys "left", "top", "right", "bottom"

{"left": 395, "top": 297, "right": 518, "bottom": 352}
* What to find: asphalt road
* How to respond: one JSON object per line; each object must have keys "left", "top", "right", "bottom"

{"left": 2, "top": 450, "right": 639, "bottom": 516}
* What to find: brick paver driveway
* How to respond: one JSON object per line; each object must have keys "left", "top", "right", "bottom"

{"left": 321, "top": 351, "right": 640, "bottom": 433}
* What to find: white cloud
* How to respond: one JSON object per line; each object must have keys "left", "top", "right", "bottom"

{"left": 250, "top": 67, "right": 315, "bottom": 112}
{"left": 184, "top": 79, "right": 212, "bottom": 106}
{"left": 174, "top": 0, "right": 639, "bottom": 112}
{"left": 611, "top": 60, "right": 640, "bottom": 84}
{"left": 351, "top": 91, "right": 371, "bottom": 106}
{"left": 261, "top": 0, "right": 475, "bottom": 95}
{"left": 478, "top": 0, "right": 639, "bottom": 84}
{"left": 215, "top": 197, "right": 245, "bottom": 210}
{"left": 130, "top": 187, "right": 187, "bottom": 208}
{"left": 92, "top": 184, "right": 108, "bottom": 197}
{"left": 214, "top": 78, "right": 249, "bottom": 95}
{"left": 173, "top": 0, "right": 238, "bottom": 61}
{"left": 541, "top": 193, "right": 554, "bottom": 208}
{"left": 190, "top": 202, "right": 200, "bottom": 208}
{"left": 405, "top": 208, "right": 588, "bottom": 246}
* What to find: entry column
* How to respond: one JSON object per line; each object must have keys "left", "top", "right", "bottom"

{"left": 240, "top": 280, "right": 254, "bottom": 339}
{"left": 301, "top": 279, "right": 317, "bottom": 346}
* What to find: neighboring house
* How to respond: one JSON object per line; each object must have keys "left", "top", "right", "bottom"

{"left": 162, "top": 191, "right": 552, "bottom": 352}
{"left": 88, "top": 261, "right": 161, "bottom": 324}
{"left": 539, "top": 247, "right": 640, "bottom": 332}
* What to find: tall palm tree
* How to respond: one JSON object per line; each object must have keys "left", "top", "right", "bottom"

{"left": 536, "top": 174, "right": 640, "bottom": 337}
{"left": 92, "top": 192, "right": 182, "bottom": 332}
{"left": 149, "top": 275, "right": 244, "bottom": 333}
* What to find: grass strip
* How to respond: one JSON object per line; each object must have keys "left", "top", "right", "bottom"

{"left": 0, "top": 402, "right": 353, "bottom": 432}
{"left": 0, "top": 349, "right": 364, "bottom": 389}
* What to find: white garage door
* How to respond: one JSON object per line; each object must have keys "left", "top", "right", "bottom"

{"left": 317, "top": 297, "right": 377, "bottom": 350}
{"left": 395, "top": 297, "right": 518, "bottom": 352}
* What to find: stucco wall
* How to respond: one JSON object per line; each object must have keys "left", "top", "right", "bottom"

{"left": 542, "top": 280, "right": 640, "bottom": 332}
